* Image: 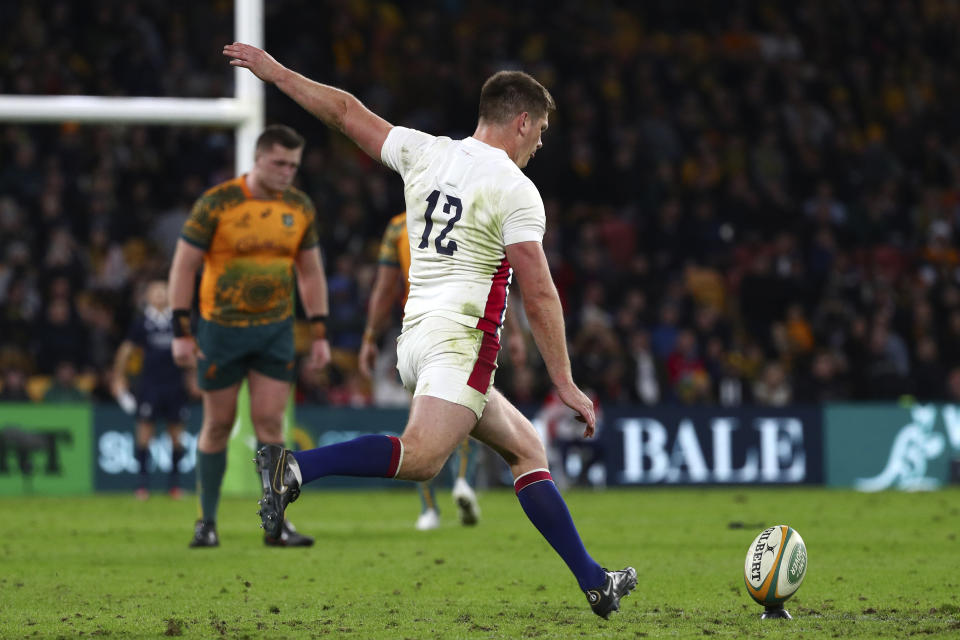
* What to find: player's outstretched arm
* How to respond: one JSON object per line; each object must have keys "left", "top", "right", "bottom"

{"left": 223, "top": 42, "right": 393, "bottom": 161}
{"left": 506, "top": 241, "right": 596, "bottom": 436}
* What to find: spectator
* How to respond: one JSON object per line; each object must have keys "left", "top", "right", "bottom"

{"left": 911, "top": 337, "right": 946, "bottom": 401}
{"left": 650, "top": 303, "right": 680, "bottom": 360}
{"left": 666, "top": 329, "right": 711, "bottom": 405}
{"left": 627, "top": 329, "right": 660, "bottom": 406}
{"left": 857, "top": 322, "right": 911, "bottom": 400}
{"left": 0, "top": 367, "right": 31, "bottom": 402}
{"left": 794, "top": 350, "right": 849, "bottom": 404}
{"left": 753, "top": 361, "right": 793, "bottom": 407}
{"left": 42, "top": 361, "right": 89, "bottom": 403}
{"left": 33, "top": 298, "right": 88, "bottom": 374}
{"left": 947, "top": 367, "right": 960, "bottom": 404}
{"left": 803, "top": 181, "right": 848, "bottom": 227}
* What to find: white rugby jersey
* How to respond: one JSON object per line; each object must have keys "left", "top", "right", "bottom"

{"left": 381, "top": 126, "right": 546, "bottom": 334}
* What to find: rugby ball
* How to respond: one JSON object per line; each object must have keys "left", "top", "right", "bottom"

{"left": 743, "top": 525, "right": 807, "bottom": 606}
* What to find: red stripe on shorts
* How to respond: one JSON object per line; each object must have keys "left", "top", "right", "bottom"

{"left": 386, "top": 436, "right": 402, "bottom": 478}
{"left": 514, "top": 469, "right": 553, "bottom": 494}
{"left": 466, "top": 330, "right": 500, "bottom": 393}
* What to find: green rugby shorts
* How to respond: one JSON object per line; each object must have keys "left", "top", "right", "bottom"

{"left": 195, "top": 317, "right": 296, "bottom": 390}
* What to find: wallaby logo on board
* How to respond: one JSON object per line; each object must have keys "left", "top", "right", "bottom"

{"left": 855, "top": 405, "right": 960, "bottom": 492}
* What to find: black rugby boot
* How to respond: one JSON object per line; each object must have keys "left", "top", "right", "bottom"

{"left": 585, "top": 567, "right": 637, "bottom": 619}
{"left": 254, "top": 445, "right": 302, "bottom": 539}
{"left": 264, "top": 520, "right": 315, "bottom": 547}
{"left": 188, "top": 520, "right": 219, "bottom": 548}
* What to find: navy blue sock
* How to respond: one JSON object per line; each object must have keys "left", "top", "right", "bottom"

{"left": 514, "top": 469, "right": 607, "bottom": 591}
{"left": 134, "top": 446, "right": 149, "bottom": 475}
{"left": 170, "top": 446, "right": 185, "bottom": 488}
{"left": 291, "top": 435, "right": 402, "bottom": 484}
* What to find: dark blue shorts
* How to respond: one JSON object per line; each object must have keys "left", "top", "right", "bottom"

{"left": 136, "top": 384, "right": 188, "bottom": 424}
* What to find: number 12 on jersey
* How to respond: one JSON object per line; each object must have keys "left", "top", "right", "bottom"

{"left": 418, "top": 190, "right": 462, "bottom": 256}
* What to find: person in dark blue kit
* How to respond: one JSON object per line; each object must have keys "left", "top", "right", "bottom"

{"left": 112, "top": 280, "right": 194, "bottom": 500}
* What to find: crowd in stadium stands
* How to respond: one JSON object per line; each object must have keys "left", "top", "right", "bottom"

{"left": 3, "top": 1, "right": 960, "bottom": 408}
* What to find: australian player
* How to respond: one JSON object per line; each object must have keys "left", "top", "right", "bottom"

{"left": 168, "top": 124, "right": 331, "bottom": 548}
{"left": 225, "top": 44, "right": 636, "bottom": 617}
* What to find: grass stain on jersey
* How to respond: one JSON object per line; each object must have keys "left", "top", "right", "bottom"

{"left": 461, "top": 302, "right": 482, "bottom": 318}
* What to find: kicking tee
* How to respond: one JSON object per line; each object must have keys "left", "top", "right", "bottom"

{"left": 380, "top": 127, "right": 545, "bottom": 335}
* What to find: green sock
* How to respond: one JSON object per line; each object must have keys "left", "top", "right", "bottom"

{"left": 417, "top": 481, "right": 438, "bottom": 513}
{"left": 196, "top": 450, "right": 227, "bottom": 524}
{"left": 454, "top": 440, "right": 479, "bottom": 486}
{"left": 257, "top": 440, "right": 282, "bottom": 452}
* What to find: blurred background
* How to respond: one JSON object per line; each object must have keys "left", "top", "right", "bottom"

{"left": 6, "top": 0, "right": 960, "bottom": 407}
{"left": 2, "top": 0, "right": 960, "bottom": 492}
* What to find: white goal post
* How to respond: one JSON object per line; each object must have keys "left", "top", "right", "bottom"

{"left": 0, "top": 0, "right": 265, "bottom": 175}
{"left": 0, "top": 0, "right": 270, "bottom": 495}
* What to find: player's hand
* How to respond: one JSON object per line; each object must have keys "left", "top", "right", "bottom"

{"left": 308, "top": 338, "right": 331, "bottom": 372}
{"left": 184, "top": 372, "right": 202, "bottom": 399}
{"left": 358, "top": 339, "right": 378, "bottom": 379}
{"left": 110, "top": 376, "right": 127, "bottom": 399}
{"left": 556, "top": 382, "right": 597, "bottom": 438}
{"left": 117, "top": 390, "right": 137, "bottom": 415}
{"left": 111, "top": 377, "right": 138, "bottom": 415}
{"left": 172, "top": 336, "right": 203, "bottom": 369}
{"left": 223, "top": 42, "right": 287, "bottom": 84}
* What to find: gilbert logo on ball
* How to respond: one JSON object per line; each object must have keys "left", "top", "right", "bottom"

{"left": 743, "top": 525, "right": 807, "bottom": 606}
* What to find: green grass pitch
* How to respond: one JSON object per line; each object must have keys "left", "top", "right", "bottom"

{"left": 1, "top": 486, "right": 957, "bottom": 638}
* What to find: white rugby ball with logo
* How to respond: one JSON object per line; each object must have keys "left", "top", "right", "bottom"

{"left": 743, "top": 525, "right": 807, "bottom": 606}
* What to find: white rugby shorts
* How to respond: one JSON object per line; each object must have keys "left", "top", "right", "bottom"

{"left": 396, "top": 316, "right": 500, "bottom": 419}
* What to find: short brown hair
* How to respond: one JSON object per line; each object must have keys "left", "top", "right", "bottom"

{"left": 478, "top": 71, "right": 556, "bottom": 124}
{"left": 255, "top": 124, "right": 305, "bottom": 153}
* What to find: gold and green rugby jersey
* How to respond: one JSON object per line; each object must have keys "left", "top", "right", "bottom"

{"left": 180, "top": 175, "right": 319, "bottom": 326}
{"left": 377, "top": 212, "right": 411, "bottom": 307}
